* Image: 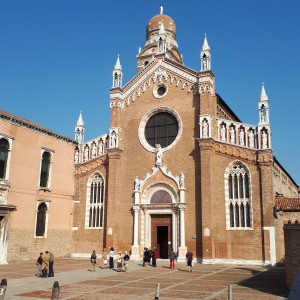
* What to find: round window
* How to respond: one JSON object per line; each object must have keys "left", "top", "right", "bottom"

{"left": 157, "top": 86, "right": 166, "bottom": 96}
{"left": 153, "top": 84, "right": 168, "bottom": 99}
{"left": 145, "top": 112, "right": 178, "bottom": 148}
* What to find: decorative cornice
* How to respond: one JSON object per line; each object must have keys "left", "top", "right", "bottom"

{"left": 0, "top": 110, "right": 76, "bottom": 144}
{"left": 75, "top": 157, "right": 107, "bottom": 176}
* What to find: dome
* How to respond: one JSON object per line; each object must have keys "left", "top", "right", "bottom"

{"left": 146, "top": 14, "right": 176, "bottom": 37}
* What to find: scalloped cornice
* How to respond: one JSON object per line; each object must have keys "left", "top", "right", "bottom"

{"left": 110, "top": 58, "right": 199, "bottom": 108}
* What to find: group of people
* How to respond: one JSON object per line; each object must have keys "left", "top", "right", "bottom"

{"left": 36, "top": 251, "right": 55, "bottom": 278}
{"left": 90, "top": 247, "right": 130, "bottom": 272}
{"left": 143, "top": 247, "right": 194, "bottom": 272}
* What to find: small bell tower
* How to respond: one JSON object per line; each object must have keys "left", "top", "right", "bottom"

{"left": 75, "top": 111, "right": 85, "bottom": 144}
{"left": 200, "top": 34, "right": 211, "bottom": 72}
{"left": 112, "top": 54, "right": 122, "bottom": 88}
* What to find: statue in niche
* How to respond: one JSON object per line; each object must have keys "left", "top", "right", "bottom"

{"left": 262, "top": 131, "right": 268, "bottom": 148}
{"left": 110, "top": 131, "right": 117, "bottom": 148}
{"left": 91, "top": 143, "right": 97, "bottom": 159}
{"left": 239, "top": 129, "right": 245, "bottom": 146}
{"left": 249, "top": 130, "right": 254, "bottom": 148}
{"left": 221, "top": 125, "right": 226, "bottom": 142}
{"left": 230, "top": 127, "right": 235, "bottom": 144}
{"left": 134, "top": 176, "right": 140, "bottom": 191}
{"left": 179, "top": 172, "right": 185, "bottom": 188}
{"left": 84, "top": 146, "right": 89, "bottom": 161}
{"left": 74, "top": 149, "right": 79, "bottom": 164}
{"left": 98, "top": 139, "right": 104, "bottom": 155}
{"left": 155, "top": 144, "right": 163, "bottom": 166}
{"left": 202, "top": 120, "right": 208, "bottom": 138}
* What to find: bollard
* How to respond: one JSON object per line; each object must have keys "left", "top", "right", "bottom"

{"left": 51, "top": 281, "right": 60, "bottom": 300}
{"left": 154, "top": 282, "right": 160, "bottom": 300}
{"left": 0, "top": 279, "right": 7, "bottom": 300}
{"left": 228, "top": 284, "right": 232, "bottom": 300}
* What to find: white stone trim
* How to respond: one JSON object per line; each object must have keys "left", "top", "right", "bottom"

{"left": 199, "top": 115, "right": 212, "bottom": 139}
{"left": 38, "top": 148, "right": 54, "bottom": 190}
{"left": 263, "top": 226, "right": 276, "bottom": 266}
{"left": 0, "top": 214, "right": 9, "bottom": 264}
{"left": 202, "top": 258, "right": 272, "bottom": 266}
{"left": 34, "top": 200, "right": 50, "bottom": 238}
{"left": 138, "top": 106, "right": 182, "bottom": 154}
{"left": 0, "top": 133, "right": 13, "bottom": 181}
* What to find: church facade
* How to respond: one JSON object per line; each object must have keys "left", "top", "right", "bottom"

{"left": 0, "top": 8, "right": 299, "bottom": 265}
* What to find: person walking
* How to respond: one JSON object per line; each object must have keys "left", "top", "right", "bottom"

{"left": 152, "top": 247, "right": 158, "bottom": 267}
{"left": 48, "top": 251, "right": 54, "bottom": 277}
{"left": 109, "top": 247, "right": 114, "bottom": 269}
{"left": 36, "top": 252, "right": 43, "bottom": 277}
{"left": 186, "top": 249, "right": 193, "bottom": 272}
{"left": 169, "top": 248, "right": 177, "bottom": 269}
{"left": 123, "top": 251, "right": 130, "bottom": 272}
{"left": 143, "top": 247, "right": 150, "bottom": 268}
{"left": 117, "top": 251, "right": 123, "bottom": 272}
{"left": 91, "top": 250, "right": 97, "bottom": 272}
{"left": 102, "top": 248, "right": 108, "bottom": 269}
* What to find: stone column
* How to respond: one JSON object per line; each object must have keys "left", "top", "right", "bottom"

{"left": 177, "top": 203, "right": 187, "bottom": 261}
{"left": 131, "top": 205, "right": 140, "bottom": 259}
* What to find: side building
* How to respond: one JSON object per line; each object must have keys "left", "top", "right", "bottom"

{"left": 0, "top": 110, "right": 76, "bottom": 263}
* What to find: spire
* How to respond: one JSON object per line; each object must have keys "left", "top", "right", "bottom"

{"left": 76, "top": 111, "right": 84, "bottom": 127}
{"left": 75, "top": 111, "right": 85, "bottom": 144}
{"left": 259, "top": 83, "right": 268, "bottom": 101}
{"left": 200, "top": 34, "right": 211, "bottom": 71}
{"left": 112, "top": 54, "right": 123, "bottom": 88}
{"left": 160, "top": 5, "right": 163, "bottom": 15}
{"left": 258, "top": 83, "right": 270, "bottom": 124}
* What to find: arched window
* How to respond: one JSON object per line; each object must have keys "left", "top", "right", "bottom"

{"left": 226, "top": 163, "right": 252, "bottom": 229}
{"left": 0, "top": 139, "right": 9, "bottom": 179}
{"left": 40, "top": 152, "right": 51, "bottom": 188}
{"left": 86, "top": 174, "right": 104, "bottom": 228}
{"left": 36, "top": 203, "right": 47, "bottom": 236}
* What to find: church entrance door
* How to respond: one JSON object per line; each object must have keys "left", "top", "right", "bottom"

{"left": 151, "top": 214, "right": 172, "bottom": 259}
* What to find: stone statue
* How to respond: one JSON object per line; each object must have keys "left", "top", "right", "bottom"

{"left": 249, "top": 130, "right": 254, "bottom": 148}
{"left": 155, "top": 144, "right": 163, "bottom": 166}
{"left": 230, "top": 127, "right": 235, "bottom": 144}
{"left": 91, "top": 143, "right": 97, "bottom": 159}
{"left": 202, "top": 120, "right": 208, "bottom": 138}
{"left": 74, "top": 149, "right": 79, "bottom": 164}
{"left": 84, "top": 146, "right": 89, "bottom": 161}
{"left": 134, "top": 176, "right": 140, "bottom": 191}
{"left": 179, "top": 172, "right": 185, "bottom": 188}
{"left": 239, "top": 129, "right": 245, "bottom": 146}
{"left": 262, "top": 131, "right": 268, "bottom": 148}
{"left": 110, "top": 131, "right": 117, "bottom": 148}
{"left": 98, "top": 139, "right": 104, "bottom": 155}
{"left": 221, "top": 125, "right": 226, "bottom": 142}
{"left": 160, "top": 5, "right": 163, "bottom": 15}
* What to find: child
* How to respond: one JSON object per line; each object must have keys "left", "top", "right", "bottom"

{"left": 36, "top": 252, "right": 43, "bottom": 277}
{"left": 91, "top": 250, "right": 97, "bottom": 272}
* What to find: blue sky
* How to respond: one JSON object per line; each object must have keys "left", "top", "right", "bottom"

{"left": 1, "top": 0, "right": 300, "bottom": 184}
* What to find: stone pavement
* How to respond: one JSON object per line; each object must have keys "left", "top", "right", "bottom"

{"left": 0, "top": 258, "right": 289, "bottom": 299}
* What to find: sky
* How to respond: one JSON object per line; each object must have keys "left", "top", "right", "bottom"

{"left": 1, "top": 0, "right": 300, "bottom": 184}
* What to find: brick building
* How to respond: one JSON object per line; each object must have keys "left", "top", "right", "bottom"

{"left": 1, "top": 8, "right": 299, "bottom": 264}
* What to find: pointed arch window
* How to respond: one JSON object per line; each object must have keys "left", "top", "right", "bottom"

{"left": 226, "top": 164, "right": 252, "bottom": 229}
{"left": 86, "top": 174, "right": 105, "bottom": 229}
{"left": 35, "top": 202, "right": 47, "bottom": 237}
{"left": 0, "top": 138, "right": 9, "bottom": 179}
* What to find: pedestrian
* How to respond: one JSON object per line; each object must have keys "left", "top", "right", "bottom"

{"left": 91, "top": 250, "right": 97, "bottom": 272}
{"left": 36, "top": 252, "right": 43, "bottom": 277}
{"left": 42, "top": 250, "right": 50, "bottom": 278}
{"left": 186, "top": 249, "right": 193, "bottom": 272}
{"left": 152, "top": 247, "right": 158, "bottom": 267}
{"left": 102, "top": 248, "right": 108, "bottom": 269}
{"left": 109, "top": 247, "right": 114, "bottom": 269}
{"left": 123, "top": 251, "right": 130, "bottom": 272}
{"left": 149, "top": 247, "right": 153, "bottom": 265}
{"left": 169, "top": 248, "right": 177, "bottom": 269}
{"left": 143, "top": 247, "right": 150, "bottom": 268}
{"left": 117, "top": 251, "right": 123, "bottom": 272}
{"left": 48, "top": 251, "right": 54, "bottom": 277}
